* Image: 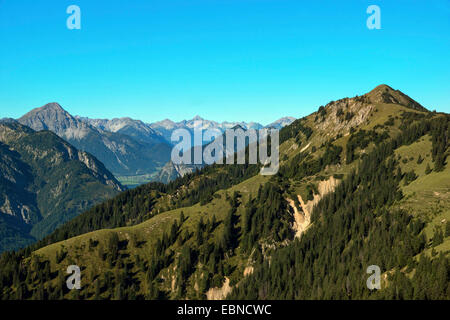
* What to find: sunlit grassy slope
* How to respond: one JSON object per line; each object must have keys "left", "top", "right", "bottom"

{"left": 392, "top": 136, "right": 450, "bottom": 255}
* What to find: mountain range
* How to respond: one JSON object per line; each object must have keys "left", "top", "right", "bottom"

{"left": 17, "top": 104, "right": 294, "bottom": 185}
{"left": 18, "top": 104, "right": 172, "bottom": 178}
{"left": 150, "top": 116, "right": 295, "bottom": 183}
{"left": 1, "top": 84, "right": 448, "bottom": 300}
{"left": 148, "top": 116, "right": 295, "bottom": 143}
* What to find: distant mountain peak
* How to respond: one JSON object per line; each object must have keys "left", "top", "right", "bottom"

{"left": 266, "top": 116, "right": 296, "bottom": 129}
{"left": 192, "top": 115, "right": 204, "bottom": 121}
{"left": 18, "top": 104, "right": 172, "bottom": 177}
{"left": 20, "top": 102, "right": 72, "bottom": 121}
{"left": 231, "top": 124, "right": 246, "bottom": 131}
{"left": 18, "top": 102, "right": 79, "bottom": 134}
{"left": 28, "top": 102, "right": 69, "bottom": 116}
{"left": 40, "top": 102, "right": 64, "bottom": 111}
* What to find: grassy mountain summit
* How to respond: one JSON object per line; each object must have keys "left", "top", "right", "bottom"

{"left": 0, "top": 121, "right": 125, "bottom": 253}
{"left": 0, "top": 85, "right": 448, "bottom": 300}
{"left": 365, "top": 84, "right": 428, "bottom": 112}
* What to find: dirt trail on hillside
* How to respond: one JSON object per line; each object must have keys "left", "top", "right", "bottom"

{"left": 300, "top": 142, "right": 311, "bottom": 152}
{"left": 288, "top": 176, "right": 340, "bottom": 238}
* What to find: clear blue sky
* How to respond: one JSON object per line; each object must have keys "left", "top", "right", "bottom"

{"left": 0, "top": 0, "right": 449, "bottom": 125}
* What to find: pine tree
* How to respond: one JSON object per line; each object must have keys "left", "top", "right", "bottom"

{"left": 93, "top": 279, "right": 101, "bottom": 300}
{"left": 434, "top": 153, "right": 445, "bottom": 172}
{"left": 114, "top": 284, "right": 124, "bottom": 300}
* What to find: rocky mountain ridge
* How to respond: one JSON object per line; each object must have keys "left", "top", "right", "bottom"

{"left": 18, "top": 104, "right": 172, "bottom": 176}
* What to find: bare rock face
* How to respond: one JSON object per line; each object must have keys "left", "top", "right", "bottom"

{"left": 288, "top": 176, "right": 340, "bottom": 239}
{"left": 157, "top": 161, "right": 202, "bottom": 184}
{"left": 313, "top": 84, "right": 428, "bottom": 143}
{"left": 315, "top": 96, "right": 374, "bottom": 138}
{"left": 19, "top": 103, "right": 91, "bottom": 140}
{"left": 0, "top": 196, "right": 32, "bottom": 223}
{"left": 206, "top": 277, "right": 233, "bottom": 300}
{"left": 76, "top": 150, "right": 124, "bottom": 191}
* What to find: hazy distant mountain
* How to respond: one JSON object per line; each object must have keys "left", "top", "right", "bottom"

{"left": 149, "top": 115, "right": 293, "bottom": 145}
{"left": 155, "top": 119, "right": 295, "bottom": 183}
{"left": 0, "top": 118, "right": 16, "bottom": 124}
{"left": 18, "top": 103, "right": 172, "bottom": 177}
{"left": 77, "top": 116, "right": 167, "bottom": 146}
{"left": 0, "top": 121, "right": 124, "bottom": 252}
{"left": 266, "top": 116, "right": 296, "bottom": 129}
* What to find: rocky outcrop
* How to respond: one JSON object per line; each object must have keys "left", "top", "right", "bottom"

{"left": 314, "top": 84, "right": 427, "bottom": 141}
{"left": 76, "top": 150, "right": 124, "bottom": 191}
{"left": 156, "top": 161, "right": 202, "bottom": 184}
{"left": 206, "top": 277, "right": 233, "bottom": 300}
{"left": 288, "top": 176, "right": 340, "bottom": 238}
